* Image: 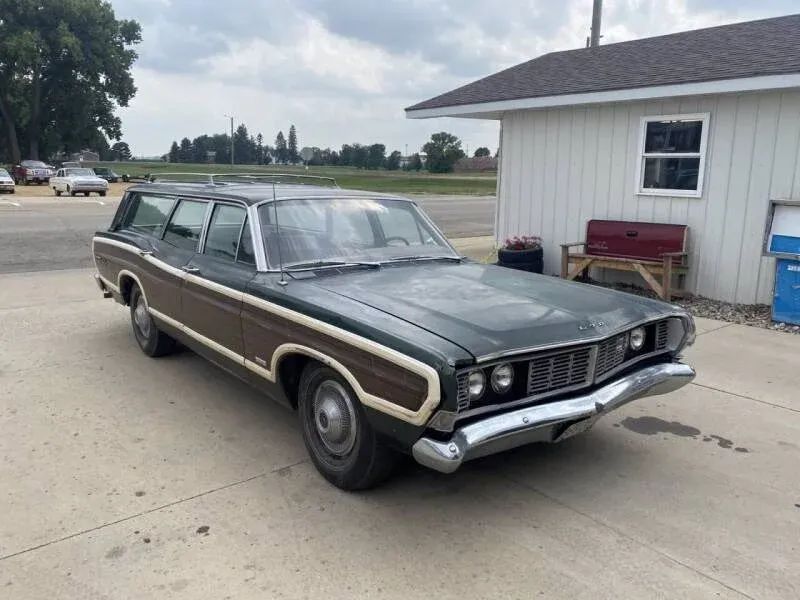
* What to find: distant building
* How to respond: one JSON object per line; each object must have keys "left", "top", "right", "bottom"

{"left": 69, "top": 150, "right": 100, "bottom": 163}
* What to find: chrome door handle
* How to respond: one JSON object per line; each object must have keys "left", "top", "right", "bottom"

{"left": 181, "top": 265, "right": 200, "bottom": 274}
{"left": 138, "top": 249, "right": 153, "bottom": 257}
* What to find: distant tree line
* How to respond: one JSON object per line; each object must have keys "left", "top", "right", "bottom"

{"left": 166, "top": 125, "right": 476, "bottom": 173}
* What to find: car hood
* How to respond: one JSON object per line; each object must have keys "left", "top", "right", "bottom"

{"left": 306, "top": 262, "right": 680, "bottom": 360}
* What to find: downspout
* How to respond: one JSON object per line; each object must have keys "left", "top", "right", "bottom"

{"left": 493, "top": 119, "right": 504, "bottom": 244}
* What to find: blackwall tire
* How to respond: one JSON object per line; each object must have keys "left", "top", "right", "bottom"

{"left": 298, "top": 364, "right": 397, "bottom": 490}
{"left": 129, "top": 284, "right": 176, "bottom": 357}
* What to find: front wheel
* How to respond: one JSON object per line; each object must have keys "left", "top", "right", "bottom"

{"left": 129, "top": 284, "right": 176, "bottom": 357}
{"left": 99, "top": 191, "right": 106, "bottom": 197}
{"left": 54, "top": 187, "right": 61, "bottom": 197}
{"left": 298, "top": 364, "right": 397, "bottom": 490}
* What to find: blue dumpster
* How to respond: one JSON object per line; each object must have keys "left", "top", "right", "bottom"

{"left": 773, "top": 259, "right": 800, "bottom": 325}
{"left": 764, "top": 200, "right": 800, "bottom": 325}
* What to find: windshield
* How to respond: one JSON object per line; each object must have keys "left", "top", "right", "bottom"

{"left": 22, "top": 160, "right": 47, "bottom": 168}
{"left": 65, "top": 168, "right": 95, "bottom": 176}
{"left": 0, "top": 169, "right": 9, "bottom": 177}
{"left": 258, "top": 197, "right": 457, "bottom": 269}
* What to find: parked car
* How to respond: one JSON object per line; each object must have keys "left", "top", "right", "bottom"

{"left": 50, "top": 167, "right": 109, "bottom": 196}
{"left": 91, "top": 175, "right": 696, "bottom": 490}
{"left": 0, "top": 168, "right": 15, "bottom": 193}
{"left": 12, "top": 160, "right": 54, "bottom": 185}
{"left": 93, "top": 166, "right": 120, "bottom": 183}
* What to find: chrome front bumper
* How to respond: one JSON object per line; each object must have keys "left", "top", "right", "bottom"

{"left": 412, "top": 362, "right": 695, "bottom": 473}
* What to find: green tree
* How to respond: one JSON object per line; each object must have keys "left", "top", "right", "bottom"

{"left": 275, "top": 131, "right": 288, "bottom": 164}
{"left": 386, "top": 150, "right": 402, "bottom": 170}
{"left": 474, "top": 146, "right": 491, "bottom": 157}
{"left": 407, "top": 153, "right": 423, "bottom": 171}
{"left": 366, "top": 143, "right": 386, "bottom": 169}
{"left": 0, "top": 0, "right": 141, "bottom": 163}
{"left": 178, "top": 137, "right": 192, "bottom": 162}
{"left": 423, "top": 132, "right": 465, "bottom": 173}
{"left": 287, "top": 124, "right": 298, "bottom": 164}
{"left": 233, "top": 123, "right": 252, "bottom": 164}
{"left": 168, "top": 141, "right": 179, "bottom": 163}
{"left": 111, "top": 141, "right": 131, "bottom": 161}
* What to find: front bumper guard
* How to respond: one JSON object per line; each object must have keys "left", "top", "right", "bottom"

{"left": 412, "top": 362, "right": 695, "bottom": 474}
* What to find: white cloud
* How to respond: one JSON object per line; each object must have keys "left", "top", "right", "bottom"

{"left": 110, "top": 0, "right": 796, "bottom": 157}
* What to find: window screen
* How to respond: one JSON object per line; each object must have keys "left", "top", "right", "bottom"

{"left": 121, "top": 194, "right": 175, "bottom": 236}
{"left": 204, "top": 204, "right": 246, "bottom": 261}
{"left": 163, "top": 200, "right": 207, "bottom": 251}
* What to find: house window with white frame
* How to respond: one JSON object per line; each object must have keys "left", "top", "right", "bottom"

{"left": 638, "top": 114, "right": 709, "bottom": 197}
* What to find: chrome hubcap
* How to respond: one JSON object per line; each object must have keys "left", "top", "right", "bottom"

{"left": 313, "top": 380, "right": 357, "bottom": 456}
{"left": 133, "top": 296, "right": 151, "bottom": 338}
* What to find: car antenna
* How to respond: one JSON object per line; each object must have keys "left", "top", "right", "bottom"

{"left": 272, "top": 182, "right": 288, "bottom": 287}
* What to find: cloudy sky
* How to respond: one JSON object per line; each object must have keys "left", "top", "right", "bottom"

{"left": 109, "top": 0, "right": 798, "bottom": 158}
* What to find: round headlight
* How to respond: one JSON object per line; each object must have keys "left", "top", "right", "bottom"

{"left": 629, "top": 327, "right": 646, "bottom": 351}
{"left": 491, "top": 363, "right": 514, "bottom": 393}
{"left": 467, "top": 370, "right": 486, "bottom": 400}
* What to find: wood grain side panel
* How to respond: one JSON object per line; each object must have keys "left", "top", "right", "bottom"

{"left": 183, "top": 281, "right": 244, "bottom": 355}
{"left": 99, "top": 243, "right": 181, "bottom": 316}
{"left": 241, "top": 304, "right": 428, "bottom": 411}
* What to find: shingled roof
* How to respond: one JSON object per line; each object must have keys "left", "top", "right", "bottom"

{"left": 406, "top": 14, "right": 800, "bottom": 114}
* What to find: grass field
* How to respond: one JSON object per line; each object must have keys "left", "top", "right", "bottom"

{"left": 93, "top": 161, "right": 497, "bottom": 195}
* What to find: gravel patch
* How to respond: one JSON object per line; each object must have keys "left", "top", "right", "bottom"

{"left": 592, "top": 280, "right": 800, "bottom": 335}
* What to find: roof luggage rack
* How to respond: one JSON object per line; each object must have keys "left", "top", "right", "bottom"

{"left": 148, "top": 172, "right": 338, "bottom": 187}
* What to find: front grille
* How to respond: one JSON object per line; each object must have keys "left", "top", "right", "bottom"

{"left": 527, "top": 347, "right": 593, "bottom": 396}
{"left": 655, "top": 320, "right": 669, "bottom": 349}
{"left": 595, "top": 333, "right": 629, "bottom": 378}
{"left": 454, "top": 319, "right": 676, "bottom": 413}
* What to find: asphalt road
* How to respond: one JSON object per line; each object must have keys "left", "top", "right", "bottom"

{"left": 0, "top": 194, "right": 495, "bottom": 274}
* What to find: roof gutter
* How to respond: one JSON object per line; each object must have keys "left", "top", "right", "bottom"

{"left": 405, "top": 73, "right": 800, "bottom": 119}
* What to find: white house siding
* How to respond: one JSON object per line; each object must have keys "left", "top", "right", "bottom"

{"left": 496, "top": 90, "right": 800, "bottom": 304}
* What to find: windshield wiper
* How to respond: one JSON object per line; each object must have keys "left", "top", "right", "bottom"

{"left": 383, "top": 255, "right": 463, "bottom": 264}
{"left": 285, "top": 260, "right": 381, "bottom": 271}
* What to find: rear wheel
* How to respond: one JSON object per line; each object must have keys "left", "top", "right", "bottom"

{"left": 129, "top": 284, "right": 176, "bottom": 357}
{"left": 99, "top": 191, "right": 106, "bottom": 197}
{"left": 298, "top": 364, "right": 397, "bottom": 490}
{"left": 54, "top": 187, "right": 61, "bottom": 197}
{"left": 68, "top": 185, "right": 75, "bottom": 197}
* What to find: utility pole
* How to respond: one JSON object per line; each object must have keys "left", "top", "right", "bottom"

{"left": 224, "top": 114, "right": 234, "bottom": 167}
{"left": 589, "top": 0, "right": 603, "bottom": 47}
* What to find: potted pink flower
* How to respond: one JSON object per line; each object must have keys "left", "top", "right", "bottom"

{"left": 498, "top": 235, "right": 543, "bottom": 273}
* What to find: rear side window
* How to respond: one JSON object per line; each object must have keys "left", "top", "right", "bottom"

{"left": 120, "top": 194, "right": 175, "bottom": 236}
{"left": 204, "top": 204, "right": 246, "bottom": 261}
{"left": 163, "top": 200, "right": 207, "bottom": 251}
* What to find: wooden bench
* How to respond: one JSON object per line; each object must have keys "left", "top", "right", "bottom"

{"left": 560, "top": 220, "right": 689, "bottom": 300}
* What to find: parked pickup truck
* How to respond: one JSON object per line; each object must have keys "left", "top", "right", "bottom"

{"left": 51, "top": 167, "right": 109, "bottom": 197}
{"left": 92, "top": 173, "right": 697, "bottom": 490}
{"left": 12, "top": 160, "right": 54, "bottom": 185}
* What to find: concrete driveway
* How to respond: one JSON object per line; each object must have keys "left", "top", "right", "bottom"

{"left": 1, "top": 269, "right": 798, "bottom": 599}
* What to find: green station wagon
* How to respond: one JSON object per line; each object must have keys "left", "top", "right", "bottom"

{"left": 92, "top": 174, "right": 696, "bottom": 489}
